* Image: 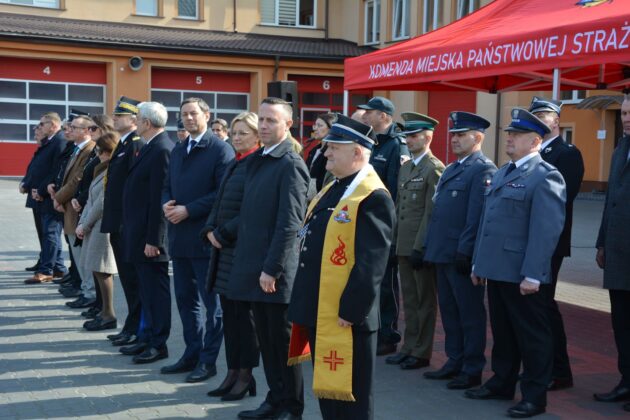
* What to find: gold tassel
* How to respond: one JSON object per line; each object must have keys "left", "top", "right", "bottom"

{"left": 287, "top": 354, "right": 311, "bottom": 366}
{"left": 313, "top": 389, "right": 356, "bottom": 402}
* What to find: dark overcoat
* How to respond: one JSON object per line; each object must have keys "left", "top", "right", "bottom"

{"left": 227, "top": 139, "right": 309, "bottom": 304}
{"left": 540, "top": 136, "right": 584, "bottom": 257}
{"left": 596, "top": 135, "right": 630, "bottom": 291}
{"left": 22, "top": 131, "right": 66, "bottom": 212}
{"left": 122, "top": 131, "right": 173, "bottom": 263}
{"left": 101, "top": 131, "right": 144, "bottom": 234}
{"left": 162, "top": 131, "right": 234, "bottom": 259}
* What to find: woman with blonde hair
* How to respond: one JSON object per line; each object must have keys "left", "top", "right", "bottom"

{"left": 202, "top": 111, "right": 261, "bottom": 401}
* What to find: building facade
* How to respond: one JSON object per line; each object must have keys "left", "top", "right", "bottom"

{"left": 0, "top": 0, "right": 620, "bottom": 188}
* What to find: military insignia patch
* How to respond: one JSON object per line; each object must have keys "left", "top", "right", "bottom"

{"left": 483, "top": 177, "right": 492, "bottom": 187}
{"left": 543, "top": 147, "right": 552, "bottom": 153}
{"left": 334, "top": 206, "right": 351, "bottom": 223}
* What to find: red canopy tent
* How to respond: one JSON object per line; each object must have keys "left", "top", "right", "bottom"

{"left": 343, "top": 0, "right": 630, "bottom": 95}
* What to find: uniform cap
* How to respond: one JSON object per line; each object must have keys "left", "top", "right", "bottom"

{"left": 113, "top": 96, "right": 141, "bottom": 115}
{"left": 504, "top": 108, "right": 551, "bottom": 137}
{"left": 400, "top": 112, "right": 439, "bottom": 134}
{"left": 529, "top": 96, "right": 562, "bottom": 115}
{"left": 323, "top": 114, "right": 377, "bottom": 150}
{"left": 448, "top": 111, "right": 491, "bottom": 133}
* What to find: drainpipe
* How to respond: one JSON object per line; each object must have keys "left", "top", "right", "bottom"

{"left": 233, "top": 0, "right": 237, "bottom": 32}
{"left": 325, "top": 0, "right": 329, "bottom": 40}
{"left": 273, "top": 55, "right": 280, "bottom": 82}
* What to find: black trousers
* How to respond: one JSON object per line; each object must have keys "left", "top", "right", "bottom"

{"left": 610, "top": 289, "right": 630, "bottom": 387}
{"left": 485, "top": 280, "right": 552, "bottom": 407}
{"left": 541, "top": 255, "right": 572, "bottom": 379}
{"left": 135, "top": 261, "right": 171, "bottom": 349}
{"left": 32, "top": 207, "right": 43, "bottom": 264}
{"left": 251, "top": 302, "right": 304, "bottom": 415}
{"left": 221, "top": 295, "right": 259, "bottom": 370}
{"left": 307, "top": 327, "right": 376, "bottom": 420}
{"left": 378, "top": 255, "right": 401, "bottom": 345}
{"left": 65, "top": 234, "right": 81, "bottom": 289}
{"left": 110, "top": 232, "right": 142, "bottom": 335}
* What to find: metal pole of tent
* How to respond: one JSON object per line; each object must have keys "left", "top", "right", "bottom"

{"left": 552, "top": 69, "right": 561, "bottom": 100}
{"left": 343, "top": 90, "right": 349, "bottom": 116}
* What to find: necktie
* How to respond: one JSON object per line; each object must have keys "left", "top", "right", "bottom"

{"left": 505, "top": 162, "right": 517, "bottom": 176}
{"left": 188, "top": 139, "right": 197, "bottom": 154}
{"left": 72, "top": 145, "right": 80, "bottom": 156}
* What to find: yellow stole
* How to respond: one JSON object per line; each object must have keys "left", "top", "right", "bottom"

{"left": 288, "top": 165, "right": 386, "bottom": 402}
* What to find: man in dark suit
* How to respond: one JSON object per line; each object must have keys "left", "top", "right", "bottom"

{"left": 103, "top": 97, "right": 146, "bottom": 347}
{"left": 229, "top": 98, "right": 309, "bottom": 420}
{"left": 23, "top": 112, "right": 67, "bottom": 284}
{"left": 121, "top": 101, "right": 173, "bottom": 364}
{"left": 594, "top": 97, "right": 630, "bottom": 413}
{"left": 160, "top": 97, "right": 234, "bottom": 381}
{"left": 529, "top": 97, "right": 584, "bottom": 391}
{"left": 359, "top": 96, "right": 410, "bottom": 356}
{"left": 289, "top": 115, "right": 395, "bottom": 420}
{"left": 423, "top": 112, "right": 497, "bottom": 389}
{"left": 466, "top": 109, "right": 566, "bottom": 418}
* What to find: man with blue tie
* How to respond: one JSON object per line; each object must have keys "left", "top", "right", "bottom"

{"left": 161, "top": 97, "right": 234, "bottom": 381}
{"left": 465, "top": 109, "right": 566, "bottom": 418}
{"left": 423, "top": 112, "right": 496, "bottom": 389}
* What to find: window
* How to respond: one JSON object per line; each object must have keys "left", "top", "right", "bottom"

{"left": 365, "top": 0, "right": 381, "bottom": 45}
{"left": 136, "top": 0, "right": 158, "bottom": 16}
{"left": 0, "top": 79, "right": 105, "bottom": 142}
{"left": 456, "top": 0, "right": 479, "bottom": 19}
{"left": 560, "top": 90, "right": 586, "bottom": 103}
{"left": 260, "top": 0, "right": 316, "bottom": 28}
{"left": 151, "top": 88, "right": 249, "bottom": 140}
{"left": 0, "top": 0, "right": 59, "bottom": 8}
{"left": 422, "top": 0, "right": 443, "bottom": 33}
{"left": 178, "top": 0, "right": 198, "bottom": 19}
{"left": 561, "top": 127, "right": 573, "bottom": 144}
{"left": 392, "top": 0, "right": 410, "bottom": 40}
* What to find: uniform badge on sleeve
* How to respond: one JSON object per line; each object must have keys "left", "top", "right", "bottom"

{"left": 334, "top": 205, "right": 351, "bottom": 223}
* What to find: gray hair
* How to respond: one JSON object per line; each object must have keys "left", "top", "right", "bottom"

{"left": 138, "top": 102, "right": 168, "bottom": 128}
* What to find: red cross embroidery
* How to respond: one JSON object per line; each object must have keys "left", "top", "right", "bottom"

{"left": 323, "top": 350, "right": 344, "bottom": 371}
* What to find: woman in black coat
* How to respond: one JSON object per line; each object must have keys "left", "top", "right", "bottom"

{"left": 304, "top": 112, "right": 335, "bottom": 191}
{"left": 201, "top": 112, "right": 261, "bottom": 401}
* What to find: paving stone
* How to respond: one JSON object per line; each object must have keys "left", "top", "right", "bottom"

{"left": 1, "top": 178, "right": 629, "bottom": 419}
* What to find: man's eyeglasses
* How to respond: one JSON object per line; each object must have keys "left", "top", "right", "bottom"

{"left": 88, "top": 126, "right": 99, "bottom": 132}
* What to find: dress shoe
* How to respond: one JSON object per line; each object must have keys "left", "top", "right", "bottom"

{"left": 133, "top": 347, "right": 168, "bottom": 364}
{"left": 24, "top": 273, "right": 53, "bottom": 284}
{"left": 160, "top": 358, "right": 197, "bottom": 374}
{"left": 376, "top": 342, "right": 397, "bottom": 356}
{"left": 424, "top": 365, "right": 460, "bottom": 380}
{"left": 238, "top": 401, "right": 280, "bottom": 419}
{"left": 83, "top": 317, "right": 101, "bottom": 329}
{"left": 276, "top": 410, "right": 302, "bottom": 420}
{"left": 53, "top": 273, "right": 72, "bottom": 284}
{"left": 465, "top": 386, "right": 514, "bottom": 400}
{"left": 85, "top": 317, "right": 117, "bottom": 331}
{"left": 81, "top": 306, "right": 100, "bottom": 319}
{"left": 400, "top": 356, "right": 430, "bottom": 370}
{"left": 53, "top": 270, "right": 67, "bottom": 279}
{"left": 447, "top": 373, "right": 482, "bottom": 390}
{"left": 507, "top": 401, "right": 545, "bottom": 418}
{"left": 221, "top": 377, "right": 257, "bottom": 401}
{"left": 120, "top": 342, "right": 148, "bottom": 356}
{"left": 25, "top": 263, "right": 40, "bottom": 272}
{"left": 108, "top": 331, "right": 127, "bottom": 341}
{"left": 623, "top": 402, "right": 630, "bottom": 412}
{"left": 61, "top": 287, "right": 82, "bottom": 298}
{"left": 112, "top": 334, "right": 138, "bottom": 347}
{"left": 66, "top": 296, "right": 96, "bottom": 309}
{"left": 547, "top": 376, "right": 573, "bottom": 391}
{"left": 186, "top": 362, "right": 217, "bottom": 383}
{"left": 385, "top": 352, "right": 409, "bottom": 365}
{"left": 593, "top": 385, "right": 630, "bottom": 402}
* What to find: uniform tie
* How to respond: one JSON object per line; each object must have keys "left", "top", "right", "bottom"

{"left": 72, "top": 145, "right": 80, "bottom": 156}
{"left": 505, "top": 162, "right": 516, "bottom": 176}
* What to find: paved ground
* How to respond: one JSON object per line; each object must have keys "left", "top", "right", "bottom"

{"left": 0, "top": 178, "right": 628, "bottom": 419}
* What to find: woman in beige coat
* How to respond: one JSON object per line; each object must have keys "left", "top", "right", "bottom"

{"left": 76, "top": 132, "right": 119, "bottom": 331}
